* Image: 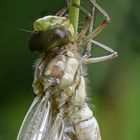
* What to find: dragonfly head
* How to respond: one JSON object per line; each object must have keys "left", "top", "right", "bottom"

{"left": 28, "top": 16, "right": 75, "bottom": 53}
{"left": 33, "top": 16, "right": 74, "bottom": 36}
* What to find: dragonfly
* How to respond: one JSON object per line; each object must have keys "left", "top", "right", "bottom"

{"left": 17, "top": 1, "right": 118, "bottom": 140}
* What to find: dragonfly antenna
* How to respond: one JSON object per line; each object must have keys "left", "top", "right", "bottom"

{"left": 18, "top": 28, "right": 32, "bottom": 33}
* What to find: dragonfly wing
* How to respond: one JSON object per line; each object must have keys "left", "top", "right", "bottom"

{"left": 17, "top": 93, "right": 52, "bottom": 140}
{"left": 63, "top": 122, "right": 78, "bottom": 140}
{"left": 17, "top": 92, "right": 79, "bottom": 140}
{"left": 47, "top": 117, "right": 77, "bottom": 140}
{"left": 17, "top": 96, "right": 41, "bottom": 140}
{"left": 44, "top": 107, "right": 67, "bottom": 140}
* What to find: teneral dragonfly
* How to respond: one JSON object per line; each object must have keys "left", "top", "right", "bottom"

{"left": 17, "top": 1, "right": 118, "bottom": 140}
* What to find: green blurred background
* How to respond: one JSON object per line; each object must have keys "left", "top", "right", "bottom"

{"left": 0, "top": 0, "right": 140, "bottom": 139}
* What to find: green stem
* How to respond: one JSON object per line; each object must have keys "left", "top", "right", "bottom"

{"left": 69, "top": 0, "right": 80, "bottom": 36}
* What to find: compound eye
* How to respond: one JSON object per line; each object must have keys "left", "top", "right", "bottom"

{"left": 48, "top": 26, "right": 71, "bottom": 47}
{"left": 28, "top": 26, "right": 71, "bottom": 53}
{"left": 53, "top": 27, "right": 70, "bottom": 40}
{"left": 28, "top": 31, "right": 43, "bottom": 52}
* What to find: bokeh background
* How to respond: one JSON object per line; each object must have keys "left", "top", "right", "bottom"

{"left": 0, "top": 0, "right": 140, "bottom": 139}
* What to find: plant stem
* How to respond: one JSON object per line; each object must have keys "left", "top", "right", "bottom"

{"left": 69, "top": 0, "right": 80, "bottom": 36}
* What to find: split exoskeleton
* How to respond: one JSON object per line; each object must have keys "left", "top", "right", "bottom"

{"left": 17, "top": 1, "right": 118, "bottom": 140}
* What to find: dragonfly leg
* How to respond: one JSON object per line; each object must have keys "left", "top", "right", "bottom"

{"left": 72, "top": 3, "right": 92, "bottom": 44}
{"left": 81, "top": 1, "right": 110, "bottom": 46}
{"left": 76, "top": 17, "right": 92, "bottom": 45}
{"left": 83, "top": 40, "right": 118, "bottom": 64}
{"left": 55, "top": 7, "right": 68, "bottom": 17}
{"left": 84, "top": 52, "right": 117, "bottom": 64}
{"left": 91, "top": 40, "right": 117, "bottom": 53}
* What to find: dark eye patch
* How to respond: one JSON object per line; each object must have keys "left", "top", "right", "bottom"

{"left": 28, "top": 31, "right": 44, "bottom": 52}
